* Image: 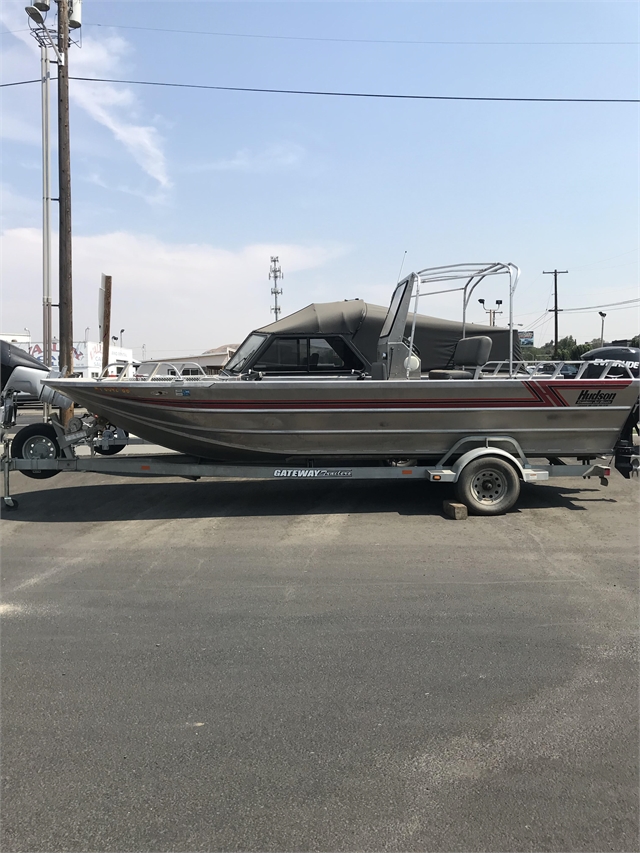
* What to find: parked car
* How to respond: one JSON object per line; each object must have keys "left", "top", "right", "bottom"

{"left": 528, "top": 362, "right": 579, "bottom": 378}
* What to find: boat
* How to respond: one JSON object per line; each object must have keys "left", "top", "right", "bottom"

{"left": 35, "top": 262, "right": 638, "bottom": 468}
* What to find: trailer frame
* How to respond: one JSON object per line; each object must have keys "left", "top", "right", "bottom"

{"left": 0, "top": 431, "right": 611, "bottom": 516}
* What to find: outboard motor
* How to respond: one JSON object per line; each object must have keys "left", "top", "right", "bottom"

{"left": 613, "top": 399, "right": 640, "bottom": 479}
{"left": 0, "top": 341, "right": 72, "bottom": 427}
{"left": 581, "top": 346, "right": 640, "bottom": 379}
{"left": 581, "top": 347, "right": 639, "bottom": 478}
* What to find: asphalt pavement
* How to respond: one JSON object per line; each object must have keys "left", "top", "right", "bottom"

{"left": 1, "top": 414, "right": 638, "bottom": 851}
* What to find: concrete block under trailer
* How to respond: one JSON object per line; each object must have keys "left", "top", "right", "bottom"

{"left": 0, "top": 434, "right": 613, "bottom": 516}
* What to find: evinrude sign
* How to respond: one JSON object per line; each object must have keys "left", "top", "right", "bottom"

{"left": 273, "top": 468, "right": 352, "bottom": 478}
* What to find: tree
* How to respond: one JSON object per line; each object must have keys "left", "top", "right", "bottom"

{"left": 555, "top": 336, "right": 589, "bottom": 361}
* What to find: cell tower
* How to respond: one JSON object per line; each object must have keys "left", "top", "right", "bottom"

{"left": 269, "top": 256, "right": 283, "bottom": 322}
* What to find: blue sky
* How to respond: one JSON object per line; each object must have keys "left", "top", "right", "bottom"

{"left": 1, "top": 0, "right": 638, "bottom": 358}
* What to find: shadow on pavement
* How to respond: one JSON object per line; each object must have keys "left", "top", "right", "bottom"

{"left": 0, "top": 476, "right": 617, "bottom": 523}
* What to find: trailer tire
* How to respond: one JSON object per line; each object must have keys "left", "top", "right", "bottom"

{"left": 12, "top": 423, "right": 61, "bottom": 479}
{"left": 454, "top": 456, "right": 520, "bottom": 516}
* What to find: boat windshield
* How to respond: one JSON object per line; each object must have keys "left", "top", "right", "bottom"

{"left": 223, "top": 333, "right": 267, "bottom": 374}
{"left": 379, "top": 280, "right": 409, "bottom": 340}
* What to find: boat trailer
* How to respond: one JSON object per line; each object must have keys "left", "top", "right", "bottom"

{"left": 0, "top": 425, "right": 617, "bottom": 517}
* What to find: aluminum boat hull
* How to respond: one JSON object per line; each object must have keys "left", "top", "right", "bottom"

{"left": 45, "top": 375, "right": 639, "bottom": 462}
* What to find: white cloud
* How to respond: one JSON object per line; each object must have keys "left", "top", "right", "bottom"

{"left": 0, "top": 185, "right": 40, "bottom": 229}
{"left": 188, "top": 143, "right": 306, "bottom": 174}
{"left": 0, "top": 228, "right": 348, "bottom": 355}
{"left": 71, "top": 33, "right": 171, "bottom": 189}
{"left": 0, "top": 3, "right": 170, "bottom": 191}
{"left": 0, "top": 114, "right": 41, "bottom": 145}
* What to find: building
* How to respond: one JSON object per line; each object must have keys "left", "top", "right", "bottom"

{"left": 1, "top": 333, "right": 31, "bottom": 347}
{"left": 144, "top": 344, "right": 238, "bottom": 376}
{"left": 7, "top": 339, "right": 135, "bottom": 379}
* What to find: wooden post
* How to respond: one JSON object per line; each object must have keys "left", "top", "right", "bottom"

{"left": 57, "top": 0, "right": 73, "bottom": 423}
{"left": 101, "top": 275, "right": 112, "bottom": 374}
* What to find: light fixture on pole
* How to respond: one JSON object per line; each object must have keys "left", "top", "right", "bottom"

{"left": 25, "top": 6, "right": 45, "bottom": 24}
{"left": 478, "top": 298, "right": 503, "bottom": 327}
{"left": 269, "top": 257, "right": 283, "bottom": 322}
{"left": 84, "top": 326, "right": 90, "bottom": 341}
{"left": 599, "top": 311, "right": 607, "bottom": 347}
{"left": 119, "top": 329, "right": 125, "bottom": 348}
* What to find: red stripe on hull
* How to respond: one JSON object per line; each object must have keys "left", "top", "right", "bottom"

{"left": 90, "top": 379, "right": 633, "bottom": 411}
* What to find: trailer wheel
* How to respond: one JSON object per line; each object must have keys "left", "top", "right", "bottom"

{"left": 455, "top": 456, "right": 520, "bottom": 516}
{"left": 11, "top": 423, "right": 61, "bottom": 479}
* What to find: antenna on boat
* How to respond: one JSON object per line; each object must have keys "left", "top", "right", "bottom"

{"left": 269, "top": 256, "right": 283, "bottom": 322}
{"left": 396, "top": 250, "right": 408, "bottom": 283}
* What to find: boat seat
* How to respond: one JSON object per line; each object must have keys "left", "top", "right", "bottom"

{"left": 428, "top": 368, "right": 474, "bottom": 380}
{"left": 428, "top": 335, "right": 492, "bottom": 380}
{"left": 371, "top": 361, "right": 388, "bottom": 380}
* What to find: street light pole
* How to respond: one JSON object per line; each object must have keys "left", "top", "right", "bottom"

{"left": 26, "top": 2, "right": 80, "bottom": 419}
{"left": 41, "top": 43, "right": 52, "bottom": 370}
{"left": 25, "top": 4, "right": 62, "bottom": 371}
{"left": 599, "top": 311, "right": 607, "bottom": 347}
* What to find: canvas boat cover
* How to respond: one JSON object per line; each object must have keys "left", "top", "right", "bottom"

{"left": 258, "top": 300, "right": 520, "bottom": 369}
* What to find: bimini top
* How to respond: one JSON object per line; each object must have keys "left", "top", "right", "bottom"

{"left": 257, "top": 299, "right": 520, "bottom": 369}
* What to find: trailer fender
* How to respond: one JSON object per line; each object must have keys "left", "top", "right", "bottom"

{"left": 450, "top": 447, "right": 525, "bottom": 482}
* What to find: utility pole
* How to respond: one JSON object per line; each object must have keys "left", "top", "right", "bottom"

{"left": 543, "top": 269, "right": 568, "bottom": 358}
{"left": 269, "top": 257, "right": 283, "bottom": 322}
{"left": 100, "top": 275, "right": 112, "bottom": 374}
{"left": 57, "top": 0, "right": 73, "bottom": 420}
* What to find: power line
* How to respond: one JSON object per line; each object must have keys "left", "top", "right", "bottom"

{"left": 563, "top": 305, "right": 640, "bottom": 315}
{"left": 3, "top": 22, "right": 638, "bottom": 45}
{"left": 65, "top": 76, "right": 640, "bottom": 104}
{"left": 0, "top": 79, "right": 40, "bottom": 88}
{"left": 527, "top": 311, "right": 553, "bottom": 330}
{"left": 2, "top": 74, "right": 637, "bottom": 103}
{"left": 85, "top": 23, "right": 640, "bottom": 47}
{"left": 561, "top": 298, "right": 640, "bottom": 313}
{"left": 570, "top": 247, "right": 638, "bottom": 270}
